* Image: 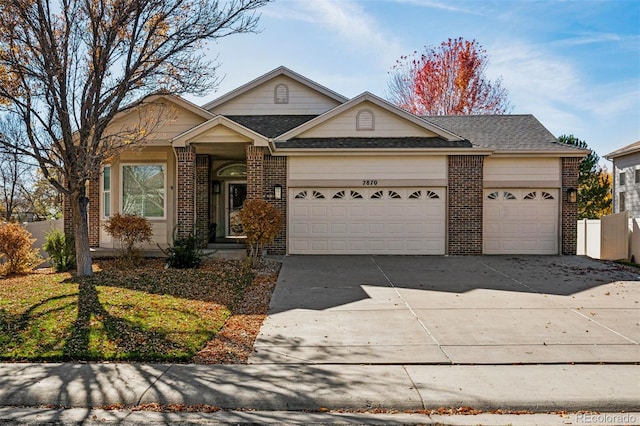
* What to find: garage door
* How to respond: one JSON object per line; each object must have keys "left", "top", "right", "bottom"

{"left": 483, "top": 189, "right": 559, "bottom": 254}
{"left": 289, "top": 187, "right": 445, "bottom": 255}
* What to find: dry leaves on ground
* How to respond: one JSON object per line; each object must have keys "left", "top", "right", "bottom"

{"left": 192, "top": 260, "right": 280, "bottom": 364}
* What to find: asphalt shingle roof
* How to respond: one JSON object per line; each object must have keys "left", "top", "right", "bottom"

{"left": 605, "top": 140, "right": 640, "bottom": 159}
{"left": 226, "top": 115, "right": 317, "bottom": 138}
{"left": 423, "top": 115, "right": 583, "bottom": 152}
{"left": 275, "top": 137, "right": 471, "bottom": 149}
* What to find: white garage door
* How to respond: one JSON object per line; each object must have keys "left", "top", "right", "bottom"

{"left": 483, "top": 189, "right": 559, "bottom": 255}
{"left": 289, "top": 187, "right": 445, "bottom": 255}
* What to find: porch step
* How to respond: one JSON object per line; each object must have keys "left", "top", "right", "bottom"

{"left": 207, "top": 242, "right": 247, "bottom": 250}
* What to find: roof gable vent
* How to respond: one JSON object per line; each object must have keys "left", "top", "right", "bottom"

{"left": 356, "top": 109, "right": 374, "bottom": 131}
{"left": 274, "top": 84, "right": 289, "bottom": 104}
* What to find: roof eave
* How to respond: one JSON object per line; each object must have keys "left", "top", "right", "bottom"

{"left": 270, "top": 147, "right": 494, "bottom": 156}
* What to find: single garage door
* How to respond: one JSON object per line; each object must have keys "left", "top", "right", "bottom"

{"left": 289, "top": 187, "right": 445, "bottom": 255}
{"left": 483, "top": 189, "right": 559, "bottom": 254}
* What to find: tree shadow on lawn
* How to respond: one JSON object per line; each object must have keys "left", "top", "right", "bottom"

{"left": 62, "top": 280, "right": 189, "bottom": 362}
{"left": 1, "top": 258, "right": 250, "bottom": 362}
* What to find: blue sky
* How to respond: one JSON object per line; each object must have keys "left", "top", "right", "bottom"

{"left": 193, "top": 0, "right": 640, "bottom": 164}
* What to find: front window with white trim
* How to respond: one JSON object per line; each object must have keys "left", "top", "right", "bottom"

{"left": 121, "top": 164, "right": 166, "bottom": 218}
{"left": 102, "top": 166, "right": 111, "bottom": 217}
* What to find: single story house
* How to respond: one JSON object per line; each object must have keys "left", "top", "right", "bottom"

{"left": 605, "top": 141, "right": 640, "bottom": 217}
{"left": 66, "top": 66, "right": 588, "bottom": 256}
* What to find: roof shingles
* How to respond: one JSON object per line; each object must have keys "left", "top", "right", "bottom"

{"left": 276, "top": 137, "right": 471, "bottom": 149}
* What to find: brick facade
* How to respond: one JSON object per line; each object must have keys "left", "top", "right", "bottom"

{"left": 561, "top": 157, "right": 580, "bottom": 255}
{"left": 244, "top": 145, "right": 287, "bottom": 255}
{"left": 195, "top": 154, "right": 210, "bottom": 242}
{"left": 263, "top": 154, "right": 287, "bottom": 255}
{"left": 246, "top": 145, "right": 264, "bottom": 200}
{"left": 88, "top": 176, "right": 100, "bottom": 247}
{"left": 175, "top": 146, "right": 196, "bottom": 238}
{"left": 448, "top": 155, "right": 484, "bottom": 255}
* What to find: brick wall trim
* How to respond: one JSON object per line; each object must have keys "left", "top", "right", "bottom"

{"left": 448, "top": 155, "right": 484, "bottom": 255}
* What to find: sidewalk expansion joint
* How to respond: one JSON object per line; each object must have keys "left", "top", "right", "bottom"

{"left": 370, "top": 257, "right": 454, "bottom": 363}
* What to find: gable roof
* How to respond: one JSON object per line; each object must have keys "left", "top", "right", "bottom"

{"left": 202, "top": 66, "right": 349, "bottom": 111}
{"left": 424, "top": 115, "right": 588, "bottom": 155}
{"left": 112, "top": 93, "right": 214, "bottom": 123}
{"left": 605, "top": 140, "right": 640, "bottom": 160}
{"left": 172, "top": 115, "right": 269, "bottom": 147}
{"left": 276, "top": 92, "right": 465, "bottom": 142}
{"left": 225, "top": 115, "right": 317, "bottom": 138}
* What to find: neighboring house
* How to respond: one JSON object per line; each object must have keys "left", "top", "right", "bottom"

{"left": 605, "top": 141, "right": 640, "bottom": 217}
{"left": 65, "top": 66, "right": 588, "bottom": 256}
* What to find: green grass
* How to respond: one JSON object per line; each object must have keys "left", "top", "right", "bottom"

{"left": 0, "top": 259, "right": 252, "bottom": 362}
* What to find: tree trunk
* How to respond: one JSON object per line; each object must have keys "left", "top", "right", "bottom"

{"left": 71, "top": 189, "right": 93, "bottom": 277}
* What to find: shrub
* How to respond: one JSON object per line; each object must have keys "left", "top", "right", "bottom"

{"left": 43, "top": 229, "right": 75, "bottom": 272}
{"left": 0, "top": 222, "right": 41, "bottom": 276}
{"left": 103, "top": 213, "right": 152, "bottom": 266}
{"left": 166, "top": 233, "right": 204, "bottom": 269}
{"left": 238, "top": 199, "right": 282, "bottom": 265}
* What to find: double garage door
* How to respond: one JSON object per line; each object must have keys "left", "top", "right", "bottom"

{"left": 289, "top": 187, "right": 560, "bottom": 255}
{"left": 289, "top": 187, "right": 446, "bottom": 255}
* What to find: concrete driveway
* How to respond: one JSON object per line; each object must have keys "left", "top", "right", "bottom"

{"left": 250, "top": 256, "right": 640, "bottom": 365}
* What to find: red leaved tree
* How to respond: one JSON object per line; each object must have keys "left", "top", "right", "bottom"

{"left": 387, "top": 37, "right": 512, "bottom": 115}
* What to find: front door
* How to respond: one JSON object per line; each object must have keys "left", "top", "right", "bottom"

{"left": 227, "top": 182, "right": 247, "bottom": 237}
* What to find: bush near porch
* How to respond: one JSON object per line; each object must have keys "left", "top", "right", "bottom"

{"left": 0, "top": 258, "right": 279, "bottom": 362}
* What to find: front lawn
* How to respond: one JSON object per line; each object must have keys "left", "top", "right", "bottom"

{"left": 0, "top": 259, "right": 257, "bottom": 362}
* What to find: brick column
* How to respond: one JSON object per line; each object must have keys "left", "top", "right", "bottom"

{"left": 263, "top": 154, "right": 287, "bottom": 255}
{"left": 175, "top": 146, "right": 196, "bottom": 238}
{"left": 448, "top": 155, "right": 484, "bottom": 255}
{"left": 87, "top": 176, "right": 100, "bottom": 247}
{"left": 562, "top": 157, "right": 580, "bottom": 255}
{"left": 63, "top": 192, "right": 73, "bottom": 239}
{"left": 195, "top": 155, "right": 210, "bottom": 243}
{"left": 246, "top": 145, "right": 264, "bottom": 200}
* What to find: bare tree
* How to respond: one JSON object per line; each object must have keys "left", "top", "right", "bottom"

{"left": 0, "top": 115, "right": 32, "bottom": 221}
{"left": 0, "top": 0, "right": 269, "bottom": 276}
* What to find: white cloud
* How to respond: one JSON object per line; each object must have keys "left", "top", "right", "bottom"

{"left": 390, "top": 0, "right": 483, "bottom": 15}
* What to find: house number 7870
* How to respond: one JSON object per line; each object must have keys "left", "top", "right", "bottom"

{"left": 362, "top": 180, "right": 378, "bottom": 186}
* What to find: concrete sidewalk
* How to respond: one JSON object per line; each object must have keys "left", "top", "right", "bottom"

{"left": 0, "top": 363, "right": 638, "bottom": 412}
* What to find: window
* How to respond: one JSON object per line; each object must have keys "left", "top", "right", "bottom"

{"left": 388, "top": 190, "right": 401, "bottom": 199}
{"left": 102, "top": 166, "right": 111, "bottom": 217}
{"left": 524, "top": 192, "right": 536, "bottom": 200}
{"left": 332, "top": 190, "right": 346, "bottom": 199}
{"left": 635, "top": 169, "right": 640, "bottom": 184}
{"left": 425, "top": 190, "right": 439, "bottom": 199}
{"left": 217, "top": 163, "right": 247, "bottom": 177}
{"left": 312, "top": 190, "right": 325, "bottom": 199}
{"left": 295, "top": 191, "right": 307, "bottom": 199}
{"left": 620, "top": 192, "right": 626, "bottom": 212}
{"left": 619, "top": 172, "right": 626, "bottom": 186}
{"left": 371, "top": 190, "right": 383, "bottom": 199}
{"left": 274, "top": 84, "right": 289, "bottom": 104}
{"left": 409, "top": 191, "right": 422, "bottom": 199}
{"left": 356, "top": 109, "right": 374, "bottom": 131}
{"left": 122, "top": 164, "right": 165, "bottom": 218}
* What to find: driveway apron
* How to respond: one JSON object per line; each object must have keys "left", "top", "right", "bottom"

{"left": 250, "top": 255, "right": 640, "bottom": 365}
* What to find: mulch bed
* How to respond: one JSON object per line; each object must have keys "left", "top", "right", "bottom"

{"left": 192, "top": 260, "right": 281, "bottom": 364}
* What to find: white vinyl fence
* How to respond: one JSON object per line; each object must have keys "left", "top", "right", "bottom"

{"left": 577, "top": 212, "right": 640, "bottom": 261}
{"left": 23, "top": 219, "right": 64, "bottom": 257}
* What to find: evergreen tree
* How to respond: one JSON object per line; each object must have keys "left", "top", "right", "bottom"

{"left": 558, "top": 135, "right": 612, "bottom": 219}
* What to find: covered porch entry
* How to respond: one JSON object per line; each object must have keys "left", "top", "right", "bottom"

{"left": 171, "top": 116, "right": 269, "bottom": 243}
